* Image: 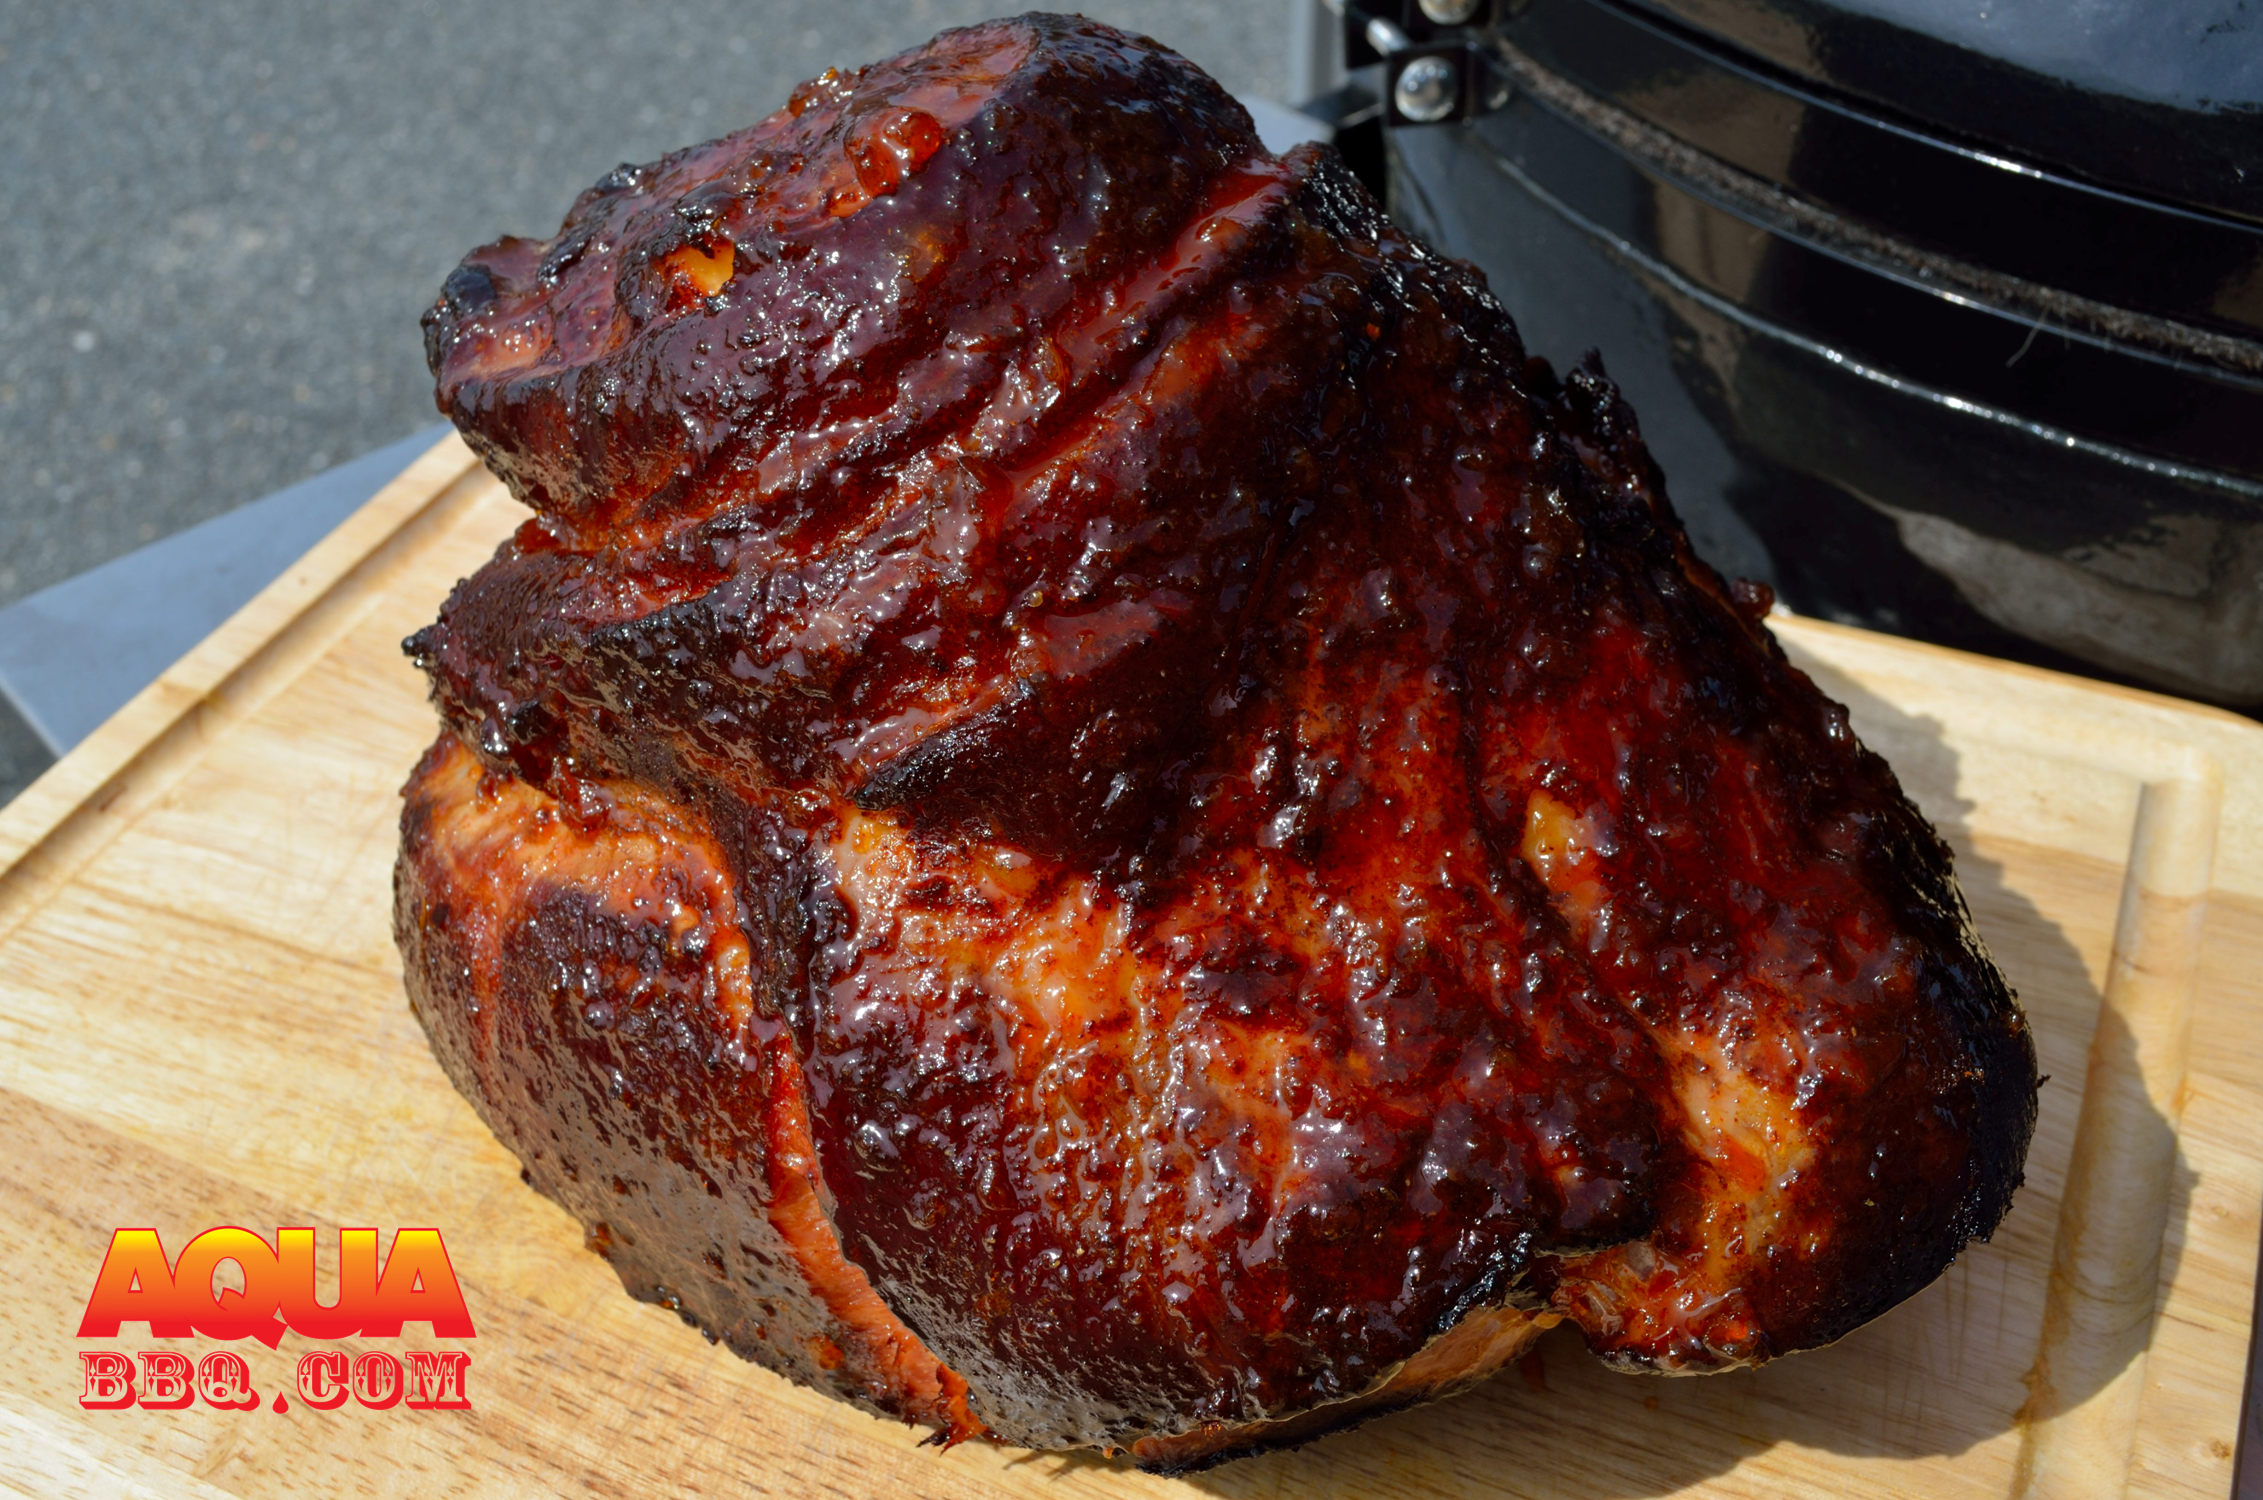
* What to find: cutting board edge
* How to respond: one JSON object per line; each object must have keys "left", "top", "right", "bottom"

{"left": 0, "top": 435, "right": 484, "bottom": 925}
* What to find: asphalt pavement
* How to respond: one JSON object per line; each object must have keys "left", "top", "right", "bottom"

{"left": 0, "top": 0, "right": 1290, "bottom": 611}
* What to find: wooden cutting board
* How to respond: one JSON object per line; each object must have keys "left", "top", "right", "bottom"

{"left": 3, "top": 435, "right": 2260, "bottom": 1500}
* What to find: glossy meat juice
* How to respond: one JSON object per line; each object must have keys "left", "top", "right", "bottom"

{"left": 396, "top": 13, "right": 2037, "bottom": 1469}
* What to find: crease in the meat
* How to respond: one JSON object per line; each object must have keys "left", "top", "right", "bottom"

{"left": 407, "top": 737, "right": 982, "bottom": 1439}
{"left": 1517, "top": 775, "right": 1819, "bottom": 1368}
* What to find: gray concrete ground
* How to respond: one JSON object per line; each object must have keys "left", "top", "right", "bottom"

{"left": 0, "top": 1, "right": 1288, "bottom": 611}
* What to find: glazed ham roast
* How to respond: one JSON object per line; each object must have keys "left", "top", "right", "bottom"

{"left": 395, "top": 13, "right": 2038, "bottom": 1469}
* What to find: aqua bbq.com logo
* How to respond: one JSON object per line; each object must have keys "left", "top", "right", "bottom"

{"left": 76, "top": 1227, "right": 475, "bottom": 1414}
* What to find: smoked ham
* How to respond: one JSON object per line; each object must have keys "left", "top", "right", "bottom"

{"left": 395, "top": 13, "right": 2037, "bottom": 1469}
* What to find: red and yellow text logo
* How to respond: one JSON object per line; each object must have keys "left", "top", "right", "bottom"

{"left": 76, "top": 1227, "right": 474, "bottom": 1414}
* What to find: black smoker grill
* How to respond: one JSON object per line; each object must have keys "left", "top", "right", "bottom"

{"left": 1294, "top": 0, "right": 2263, "bottom": 711}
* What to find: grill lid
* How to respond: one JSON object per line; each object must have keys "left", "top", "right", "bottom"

{"left": 1626, "top": 0, "right": 2263, "bottom": 224}
{"left": 1484, "top": 0, "right": 2263, "bottom": 353}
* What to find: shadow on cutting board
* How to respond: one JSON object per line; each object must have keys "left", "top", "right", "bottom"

{"left": 1188, "top": 665, "right": 2189, "bottom": 1499}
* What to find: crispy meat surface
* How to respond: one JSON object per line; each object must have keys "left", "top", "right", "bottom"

{"left": 397, "top": 12, "right": 2037, "bottom": 1468}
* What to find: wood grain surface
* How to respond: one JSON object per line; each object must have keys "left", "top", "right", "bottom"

{"left": 2, "top": 436, "right": 2259, "bottom": 1500}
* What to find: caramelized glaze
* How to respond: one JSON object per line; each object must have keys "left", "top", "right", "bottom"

{"left": 398, "top": 13, "right": 2035, "bottom": 1467}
